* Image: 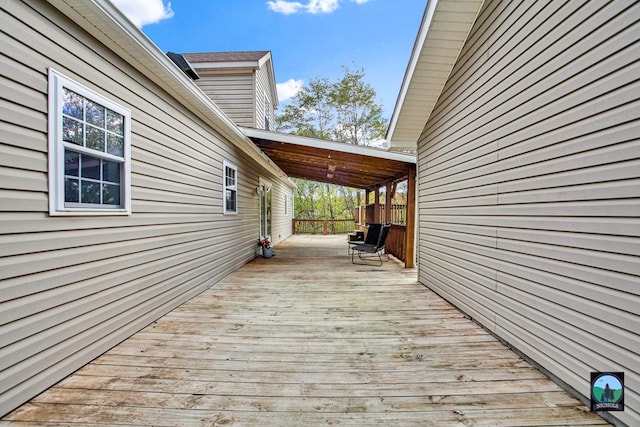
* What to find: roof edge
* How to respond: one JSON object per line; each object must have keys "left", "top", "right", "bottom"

{"left": 48, "top": 0, "right": 290, "bottom": 185}
{"left": 241, "top": 127, "right": 416, "bottom": 164}
{"left": 386, "top": 0, "right": 485, "bottom": 149}
{"left": 187, "top": 51, "right": 278, "bottom": 109}
{"left": 386, "top": 0, "right": 439, "bottom": 145}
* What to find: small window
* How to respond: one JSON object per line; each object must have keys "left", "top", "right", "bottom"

{"left": 223, "top": 161, "right": 238, "bottom": 214}
{"left": 48, "top": 69, "right": 131, "bottom": 215}
{"left": 264, "top": 92, "right": 271, "bottom": 130}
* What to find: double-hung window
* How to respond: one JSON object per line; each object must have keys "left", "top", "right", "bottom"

{"left": 48, "top": 69, "right": 131, "bottom": 215}
{"left": 223, "top": 161, "right": 238, "bottom": 214}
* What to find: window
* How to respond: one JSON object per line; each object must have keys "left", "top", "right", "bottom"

{"left": 264, "top": 92, "right": 271, "bottom": 130}
{"left": 48, "top": 69, "right": 131, "bottom": 215}
{"left": 223, "top": 161, "right": 238, "bottom": 214}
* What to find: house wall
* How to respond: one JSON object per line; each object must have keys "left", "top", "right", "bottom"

{"left": 416, "top": 1, "right": 639, "bottom": 425}
{"left": 271, "top": 180, "right": 293, "bottom": 243}
{"left": 193, "top": 71, "right": 256, "bottom": 128}
{"left": 0, "top": 0, "right": 292, "bottom": 417}
{"left": 255, "top": 65, "right": 276, "bottom": 131}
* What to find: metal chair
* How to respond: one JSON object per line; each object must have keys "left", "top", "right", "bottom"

{"left": 351, "top": 223, "right": 391, "bottom": 266}
{"left": 348, "top": 223, "right": 382, "bottom": 255}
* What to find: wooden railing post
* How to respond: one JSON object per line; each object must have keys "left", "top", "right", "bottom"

{"left": 385, "top": 182, "right": 392, "bottom": 225}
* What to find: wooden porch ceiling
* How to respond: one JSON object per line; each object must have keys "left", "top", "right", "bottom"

{"left": 242, "top": 128, "right": 416, "bottom": 190}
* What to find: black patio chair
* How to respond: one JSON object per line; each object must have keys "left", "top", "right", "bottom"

{"left": 348, "top": 223, "right": 382, "bottom": 255}
{"left": 351, "top": 223, "right": 391, "bottom": 266}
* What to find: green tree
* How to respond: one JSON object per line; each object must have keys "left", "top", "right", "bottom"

{"left": 276, "top": 77, "right": 334, "bottom": 140}
{"left": 276, "top": 64, "right": 387, "bottom": 146}
{"left": 329, "top": 65, "right": 387, "bottom": 146}
{"left": 276, "top": 65, "right": 387, "bottom": 222}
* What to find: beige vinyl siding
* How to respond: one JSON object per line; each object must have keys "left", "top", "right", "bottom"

{"left": 416, "top": 1, "right": 639, "bottom": 425}
{"left": 255, "top": 65, "right": 275, "bottom": 130}
{"left": 0, "top": 1, "right": 286, "bottom": 417}
{"left": 193, "top": 72, "right": 256, "bottom": 128}
{"left": 270, "top": 180, "right": 294, "bottom": 244}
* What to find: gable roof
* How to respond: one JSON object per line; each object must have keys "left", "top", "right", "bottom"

{"left": 183, "top": 51, "right": 279, "bottom": 109}
{"left": 386, "top": 0, "right": 484, "bottom": 151}
{"left": 184, "top": 51, "right": 271, "bottom": 64}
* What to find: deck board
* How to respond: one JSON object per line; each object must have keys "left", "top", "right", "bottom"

{"left": 2, "top": 235, "right": 609, "bottom": 426}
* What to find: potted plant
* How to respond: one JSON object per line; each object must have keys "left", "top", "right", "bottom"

{"left": 259, "top": 237, "right": 273, "bottom": 258}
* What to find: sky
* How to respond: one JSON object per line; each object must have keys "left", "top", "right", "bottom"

{"left": 111, "top": 0, "right": 426, "bottom": 120}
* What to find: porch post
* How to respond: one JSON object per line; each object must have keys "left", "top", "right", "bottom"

{"left": 385, "top": 181, "right": 393, "bottom": 224}
{"left": 405, "top": 165, "right": 416, "bottom": 268}
{"left": 374, "top": 186, "right": 381, "bottom": 223}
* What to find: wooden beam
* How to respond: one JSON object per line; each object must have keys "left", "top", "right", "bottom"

{"left": 385, "top": 182, "right": 392, "bottom": 225}
{"left": 405, "top": 165, "right": 416, "bottom": 268}
{"left": 374, "top": 186, "right": 381, "bottom": 223}
{"left": 389, "top": 181, "right": 398, "bottom": 201}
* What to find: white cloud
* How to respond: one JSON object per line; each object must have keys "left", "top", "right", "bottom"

{"left": 277, "top": 79, "right": 304, "bottom": 102}
{"left": 267, "top": 0, "right": 368, "bottom": 15}
{"left": 307, "top": 0, "right": 339, "bottom": 14}
{"left": 112, "top": 0, "right": 174, "bottom": 28}
{"left": 267, "top": 0, "right": 305, "bottom": 14}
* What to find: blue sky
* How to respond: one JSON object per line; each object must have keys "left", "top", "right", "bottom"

{"left": 112, "top": 0, "right": 426, "bottom": 119}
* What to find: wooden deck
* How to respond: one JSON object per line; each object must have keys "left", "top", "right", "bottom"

{"left": 3, "top": 235, "right": 608, "bottom": 426}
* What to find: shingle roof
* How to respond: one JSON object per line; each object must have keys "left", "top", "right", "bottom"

{"left": 182, "top": 51, "right": 270, "bottom": 63}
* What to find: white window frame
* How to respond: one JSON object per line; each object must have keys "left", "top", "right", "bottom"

{"left": 48, "top": 68, "right": 132, "bottom": 216}
{"left": 264, "top": 91, "right": 271, "bottom": 130}
{"left": 223, "top": 160, "right": 238, "bottom": 215}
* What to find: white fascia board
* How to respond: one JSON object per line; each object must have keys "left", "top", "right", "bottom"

{"left": 49, "top": 0, "right": 290, "bottom": 185}
{"left": 262, "top": 53, "right": 279, "bottom": 110}
{"left": 386, "top": 0, "right": 484, "bottom": 150}
{"left": 242, "top": 128, "right": 416, "bottom": 164}
{"left": 389, "top": 140, "right": 419, "bottom": 148}
{"left": 386, "top": 0, "right": 439, "bottom": 148}
{"left": 257, "top": 52, "right": 271, "bottom": 68}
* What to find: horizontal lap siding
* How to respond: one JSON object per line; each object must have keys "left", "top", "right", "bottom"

{"left": 0, "top": 1, "right": 279, "bottom": 416}
{"left": 271, "top": 181, "right": 293, "bottom": 244}
{"left": 194, "top": 73, "right": 255, "bottom": 128}
{"left": 256, "top": 65, "right": 275, "bottom": 130}
{"left": 417, "top": 1, "right": 640, "bottom": 425}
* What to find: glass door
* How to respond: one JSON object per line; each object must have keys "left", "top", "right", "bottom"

{"left": 259, "top": 184, "right": 272, "bottom": 239}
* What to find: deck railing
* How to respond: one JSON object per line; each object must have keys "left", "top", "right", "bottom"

{"left": 359, "top": 204, "right": 406, "bottom": 225}
{"left": 385, "top": 224, "right": 407, "bottom": 263}
{"left": 292, "top": 218, "right": 408, "bottom": 264}
{"left": 292, "top": 219, "right": 355, "bottom": 235}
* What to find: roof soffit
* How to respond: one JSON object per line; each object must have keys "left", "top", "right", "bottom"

{"left": 386, "top": 0, "right": 484, "bottom": 150}
{"left": 242, "top": 128, "right": 416, "bottom": 190}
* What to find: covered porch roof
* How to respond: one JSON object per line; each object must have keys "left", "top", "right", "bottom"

{"left": 242, "top": 128, "right": 416, "bottom": 190}
{"left": 241, "top": 127, "right": 417, "bottom": 268}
